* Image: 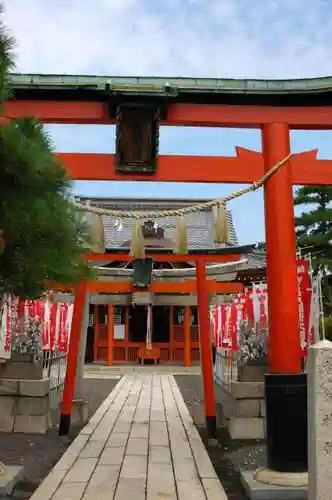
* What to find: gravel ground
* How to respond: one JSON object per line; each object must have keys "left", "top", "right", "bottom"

{"left": 175, "top": 374, "right": 267, "bottom": 500}
{"left": 0, "top": 373, "right": 299, "bottom": 499}
{"left": 0, "top": 378, "right": 119, "bottom": 499}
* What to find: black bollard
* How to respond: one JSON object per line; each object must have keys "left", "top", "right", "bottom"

{"left": 59, "top": 413, "right": 71, "bottom": 436}
{"left": 265, "top": 372, "right": 307, "bottom": 473}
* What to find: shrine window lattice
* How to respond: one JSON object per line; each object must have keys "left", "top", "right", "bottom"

{"left": 88, "top": 306, "right": 125, "bottom": 327}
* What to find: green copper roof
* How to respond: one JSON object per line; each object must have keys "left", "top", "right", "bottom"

{"left": 9, "top": 73, "right": 332, "bottom": 95}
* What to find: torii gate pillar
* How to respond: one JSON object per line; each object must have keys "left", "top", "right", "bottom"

{"left": 196, "top": 260, "right": 217, "bottom": 438}
{"left": 261, "top": 123, "right": 307, "bottom": 475}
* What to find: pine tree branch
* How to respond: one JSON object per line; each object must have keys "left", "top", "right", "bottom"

{"left": 0, "top": 1, "right": 15, "bottom": 104}
{"left": 294, "top": 185, "right": 332, "bottom": 206}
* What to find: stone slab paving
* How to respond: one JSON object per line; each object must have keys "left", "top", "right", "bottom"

{"left": 30, "top": 374, "right": 227, "bottom": 500}
{"left": 84, "top": 364, "right": 201, "bottom": 378}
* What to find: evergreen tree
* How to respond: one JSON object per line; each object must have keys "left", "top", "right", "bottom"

{"left": 294, "top": 186, "right": 332, "bottom": 271}
{"left": 0, "top": 2, "right": 14, "bottom": 104}
{"left": 294, "top": 185, "right": 332, "bottom": 311}
{"left": 0, "top": 4, "right": 92, "bottom": 299}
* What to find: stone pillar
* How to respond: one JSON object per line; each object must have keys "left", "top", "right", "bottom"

{"left": 71, "top": 293, "right": 90, "bottom": 426}
{"left": 308, "top": 339, "right": 332, "bottom": 499}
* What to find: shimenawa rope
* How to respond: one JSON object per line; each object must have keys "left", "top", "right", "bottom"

{"left": 78, "top": 154, "right": 291, "bottom": 256}
{"left": 74, "top": 154, "right": 291, "bottom": 219}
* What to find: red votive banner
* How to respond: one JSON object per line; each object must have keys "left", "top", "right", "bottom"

{"left": 296, "top": 259, "right": 312, "bottom": 357}
{"left": 210, "top": 258, "right": 315, "bottom": 357}
{"left": 0, "top": 295, "right": 74, "bottom": 358}
{"left": 0, "top": 295, "right": 14, "bottom": 359}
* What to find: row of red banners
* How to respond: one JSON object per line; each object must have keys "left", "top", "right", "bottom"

{"left": 0, "top": 297, "right": 74, "bottom": 358}
{"left": 210, "top": 259, "right": 313, "bottom": 357}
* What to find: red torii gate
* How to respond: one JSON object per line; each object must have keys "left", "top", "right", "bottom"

{"left": 61, "top": 250, "right": 244, "bottom": 440}
{"left": 8, "top": 73, "right": 332, "bottom": 475}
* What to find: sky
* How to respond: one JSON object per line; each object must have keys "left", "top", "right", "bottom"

{"left": 4, "top": 0, "right": 332, "bottom": 245}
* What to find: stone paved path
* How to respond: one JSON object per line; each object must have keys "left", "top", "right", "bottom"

{"left": 84, "top": 364, "right": 201, "bottom": 378}
{"left": 30, "top": 374, "right": 227, "bottom": 499}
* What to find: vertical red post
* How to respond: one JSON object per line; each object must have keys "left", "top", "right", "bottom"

{"left": 107, "top": 304, "right": 114, "bottom": 366}
{"left": 261, "top": 123, "right": 307, "bottom": 474}
{"left": 196, "top": 260, "right": 217, "bottom": 438}
{"left": 184, "top": 306, "right": 191, "bottom": 367}
{"left": 169, "top": 306, "right": 174, "bottom": 362}
{"left": 59, "top": 280, "right": 87, "bottom": 436}
{"left": 262, "top": 123, "right": 300, "bottom": 374}
{"left": 125, "top": 306, "right": 129, "bottom": 362}
{"left": 93, "top": 304, "right": 99, "bottom": 361}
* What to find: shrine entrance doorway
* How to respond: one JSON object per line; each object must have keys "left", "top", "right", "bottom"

{"left": 128, "top": 305, "right": 147, "bottom": 343}
{"left": 152, "top": 306, "right": 170, "bottom": 343}
{"left": 128, "top": 305, "right": 170, "bottom": 344}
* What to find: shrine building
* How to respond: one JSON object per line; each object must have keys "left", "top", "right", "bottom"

{"left": 74, "top": 196, "right": 266, "bottom": 366}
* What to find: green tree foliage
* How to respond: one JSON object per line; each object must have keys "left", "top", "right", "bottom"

{"left": 294, "top": 186, "right": 332, "bottom": 273}
{"left": 0, "top": 4, "right": 92, "bottom": 299}
{"left": 294, "top": 185, "right": 332, "bottom": 312}
{"left": 323, "top": 316, "right": 332, "bottom": 341}
{"left": 0, "top": 2, "right": 14, "bottom": 104}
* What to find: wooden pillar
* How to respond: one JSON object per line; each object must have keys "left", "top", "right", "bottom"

{"left": 125, "top": 306, "right": 129, "bottom": 362}
{"left": 125, "top": 306, "right": 129, "bottom": 342}
{"left": 196, "top": 260, "right": 217, "bottom": 438}
{"left": 262, "top": 123, "right": 300, "bottom": 374}
{"left": 74, "top": 293, "right": 90, "bottom": 400}
{"left": 184, "top": 306, "right": 191, "bottom": 367}
{"left": 169, "top": 306, "right": 174, "bottom": 361}
{"left": 107, "top": 304, "right": 114, "bottom": 366}
{"left": 262, "top": 123, "right": 307, "bottom": 474}
{"left": 59, "top": 280, "right": 87, "bottom": 436}
{"left": 93, "top": 304, "right": 99, "bottom": 362}
{"left": 147, "top": 304, "right": 152, "bottom": 349}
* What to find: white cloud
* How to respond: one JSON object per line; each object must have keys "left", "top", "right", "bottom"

{"left": 3, "top": 0, "right": 331, "bottom": 244}
{"left": 3, "top": 0, "right": 332, "bottom": 78}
